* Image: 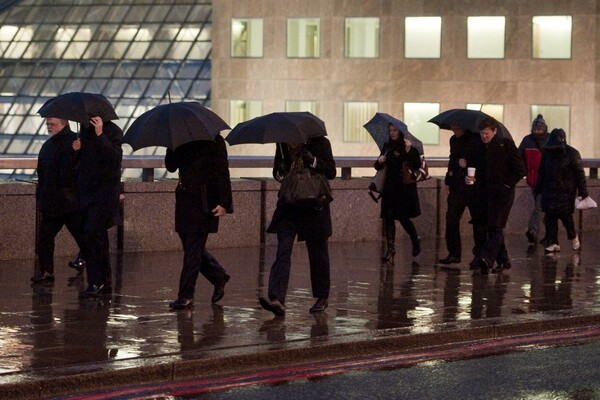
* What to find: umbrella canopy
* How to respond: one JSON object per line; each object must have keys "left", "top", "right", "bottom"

{"left": 225, "top": 111, "right": 326, "bottom": 145}
{"left": 363, "top": 112, "right": 424, "bottom": 155}
{"left": 123, "top": 102, "right": 230, "bottom": 151}
{"left": 37, "top": 92, "right": 118, "bottom": 126}
{"left": 428, "top": 109, "right": 513, "bottom": 140}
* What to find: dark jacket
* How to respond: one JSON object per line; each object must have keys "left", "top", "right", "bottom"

{"left": 535, "top": 129, "right": 587, "bottom": 214}
{"left": 445, "top": 130, "right": 477, "bottom": 192}
{"left": 36, "top": 126, "right": 80, "bottom": 217}
{"left": 165, "top": 136, "right": 233, "bottom": 234}
{"left": 374, "top": 139, "right": 421, "bottom": 219}
{"left": 267, "top": 136, "right": 336, "bottom": 241}
{"left": 77, "top": 121, "right": 123, "bottom": 210}
{"left": 518, "top": 131, "right": 548, "bottom": 187}
{"left": 466, "top": 134, "right": 524, "bottom": 228}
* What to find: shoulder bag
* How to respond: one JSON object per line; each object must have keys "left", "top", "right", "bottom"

{"left": 403, "top": 156, "right": 431, "bottom": 185}
{"left": 279, "top": 158, "right": 333, "bottom": 208}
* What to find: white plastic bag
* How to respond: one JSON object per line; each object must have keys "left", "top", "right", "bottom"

{"left": 575, "top": 196, "right": 597, "bottom": 210}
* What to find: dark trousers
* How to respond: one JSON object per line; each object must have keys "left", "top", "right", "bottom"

{"left": 37, "top": 211, "right": 84, "bottom": 274}
{"left": 383, "top": 211, "right": 418, "bottom": 249}
{"left": 480, "top": 226, "right": 509, "bottom": 267}
{"left": 268, "top": 228, "right": 330, "bottom": 305}
{"left": 81, "top": 203, "right": 113, "bottom": 288}
{"left": 178, "top": 231, "right": 229, "bottom": 300}
{"left": 445, "top": 189, "right": 468, "bottom": 258}
{"left": 544, "top": 211, "right": 577, "bottom": 245}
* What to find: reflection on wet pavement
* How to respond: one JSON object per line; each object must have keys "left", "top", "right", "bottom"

{"left": 0, "top": 233, "right": 599, "bottom": 389}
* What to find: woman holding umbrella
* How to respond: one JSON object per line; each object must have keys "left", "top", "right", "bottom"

{"left": 375, "top": 123, "right": 422, "bottom": 262}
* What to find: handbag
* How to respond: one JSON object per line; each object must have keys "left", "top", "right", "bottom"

{"left": 279, "top": 158, "right": 333, "bottom": 208}
{"left": 403, "top": 156, "right": 431, "bottom": 185}
{"left": 368, "top": 165, "right": 386, "bottom": 202}
{"left": 575, "top": 196, "right": 597, "bottom": 210}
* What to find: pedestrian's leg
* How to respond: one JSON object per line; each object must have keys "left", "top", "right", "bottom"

{"left": 445, "top": 190, "right": 465, "bottom": 259}
{"left": 306, "top": 238, "right": 330, "bottom": 300}
{"left": 268, "top": 229, "right": 296, "bottom": 304}
{"left": 526, "top": 190, "right": 543, "bottom": 243}
{"left": 382, "top": 212, "right": 396, "bottom": 261}
{"left": 543, "top": 212, "right": 559, "bottom": 250}
{"left": 480, "top": 226, "right": 504, "bottom": 273}
{"left": 199, "top": 249, "right": 229, "bottom": 285}
{"left": 36, "top": 214, "right": 63, "bottom": 275}
{"left": 177, "top": 231, "right": 208, "bottom": 300}
{"left": 560, "top": 212, "right": 577, "bottom": 240}
{"left": 101, "top": 229, "right": 111, "bottom": 288}
{"left": 399, "top": 217, "right": 420, "bottom": 257}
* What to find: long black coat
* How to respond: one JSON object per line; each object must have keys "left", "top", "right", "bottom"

{"left": 266, "top": 136, "right": 336, "bottom": 241}
{"left": 36, "top": 126, "right": 80, "bottom": 217}
{"left": 165, "top": 136, "right": 233, "bottom": 234}
{"left": 76, "top": 121, "right": 123, "bottom": 229}
{"left": 375, "top": 140, "right": 421, "bottom": 219}
{"left": 466, "top": 134, "right": 524, "bottom": 228}
{"left": 535, "top": 131, "right": 587, "bottom": 214}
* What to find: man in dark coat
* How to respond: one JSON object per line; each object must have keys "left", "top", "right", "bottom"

{"left": 31, "top": 118, "right": 85, "bottom": 283}
{"left": 73, "top": 116, "right": 123, "bottom": 297}
{"left": 259, "top": 136, "right": 336, "bottom": 316}
{"left": 165, "top": 136, "right": 233, "bottom": 310}
{"left": 467, "top": 117, "right": 524, "bottom": 274}
{"left": 535, "top": 128, "right": 588, "bottom": 253}
{"left": 518, "top": 114, "right": 549, "bottom": 245}
{"left": 439, "top": 126, "right": 482, "bottom": 265}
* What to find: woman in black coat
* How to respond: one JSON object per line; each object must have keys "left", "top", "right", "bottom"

{"left": 165, "top": 136, "right": 233, "bottom": 309}
{"left": 535, "top": 128, "right": 588, "bottom": 253}
{"left": 259, "top": 136, "right": 336, "bottom": 316}
{"left": 374, "top": 124, "right": 421, "bottom": 262}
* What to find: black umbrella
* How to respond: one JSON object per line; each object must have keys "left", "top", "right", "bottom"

{"left": 37, "top": 92, "right": 118, "bottom": 126}
{"left": 428, "top": 109, "right": 513, "bottom": 140}
{"left": 363, "top": 112, "right": 424, "bottom": 155}
{"left": 123, "top": 102, "right": 230, "bottom": 151}
{"left": 225, "top": 111, "right": 326, "bottom": 145}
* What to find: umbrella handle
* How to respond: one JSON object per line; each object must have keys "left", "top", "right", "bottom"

{"left": 278, "top": 143, "right": 285, "bottom": 160}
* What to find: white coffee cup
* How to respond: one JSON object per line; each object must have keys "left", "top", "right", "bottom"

{"left": 466, "top": 167, "right": 476, "bottom": 185}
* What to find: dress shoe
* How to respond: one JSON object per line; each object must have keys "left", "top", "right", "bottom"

{"left": 259, "top": 296, "right": 285, "bottom": 316}
{"left": 309, "top": 298, "right": 328, "bottom": 313}
{"left": 169, "top": 298, "right": 194, "bottom": 310}
{"left": 381, "top": 249, "right": 395, "bottom": 262}
{"left": 80, "top": 284, "right": 107, "bottom": 298}
{"left": 438, "top": 255, "right": 461, "bottom": 265}
{"left": 68, "top": 257, "right": 86, "bottom": 273}
{"left": 30, "top": 272, "right": 55, "bottom": 283}
{"left": 477, "top": 258, "right": 490, "bottom": 275}
{"left": 211, "top": 274, "right": 230, "bottom": 303}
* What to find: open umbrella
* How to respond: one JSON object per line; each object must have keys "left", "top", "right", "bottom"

{"left": 363, "top": 112, "right": 424, "bottom": 155}
{"left": 225, "top": 111, "right": 326, "bottom": 145}
{"left": 123, "top": 102, "right": 230, "bottom": 151}
{"left": 428, "top": 109, "right": 513, "bottom": 140}
{"left": 37, "top": 92, "right": 118, "bottom": 126}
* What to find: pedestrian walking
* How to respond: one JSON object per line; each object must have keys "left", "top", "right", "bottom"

{"left": 31, "top": 117, "right": 85, "bottom": 283}
{"left": 535, "top": 128, "right": 588, "bottom": 253}
{"left": 259, "top": 136, "right": 336, "bottom": 316}
{"left": 466, "top": 116, "right": 525, "bottom": 274}
{"left": 374, "top": 123, "right": 422, "bottom": 262}
{"left": 165, "top": 137, "right": 233, "bottom": 310}
{"left": 518, "top": 114, "right": 549, "bottom": 246}
{"left": 73, "top": 117, "right": 123, "bottom": 297}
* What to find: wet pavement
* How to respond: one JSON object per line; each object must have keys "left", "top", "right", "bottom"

{"left": 1, "top": 232, "right": 600, "bottom": 399}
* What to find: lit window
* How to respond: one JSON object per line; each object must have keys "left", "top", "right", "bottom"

{"left": 405, "top": 17, "right": 441, "bottom": 59}
{"left": 230, "top": 100, "right": 262, "bottom": 127}
{"left": 55, "top": 27, "right": 91, "bottom": 59}
{"left": 404, "top": 103, "right": 440, "bottom": 145}
{"left": 231, "top": 18, "right": 263, "bottom": 58}
{"left": 0, "top": 25, "right": 19, "bottom": 52}
{"left": 286, "top": 100, "right": 319, "bottom": 115}
{"left": 287, "top": 18, "right": 320, "bottom": 58}
{"left": 1, "top": 26, "right": 34, "bottom": 59}
{"left": 531, "top": 105, "right": 570, "bottom": 138}
{"left": 467, "top": 16, "right": 505, "bottom": 59}
{"left": 343, "top": 102, "right": 378, "bottom": 142}
{"left": 532, "top": 16, "right": 572, "bottom": 59}
{"left": 467, "top": 103, "right": 504, "bottom": 122}
{"left": 345, "top": 17, "right": 379, "bottom": 58}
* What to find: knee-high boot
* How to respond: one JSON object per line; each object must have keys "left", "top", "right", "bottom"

{"left": 400, "top": 217, "right": 421, "bottom": 257}
{"left": 382, "top": 218, "right": 396, "bottom": 262}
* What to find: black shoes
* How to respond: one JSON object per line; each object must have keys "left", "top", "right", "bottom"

{"left": 259, "top": 297, "right": 285, "bottom": 316}
{"left": 439, "top": 255, "right": 461, "bottom": 265}
{"left": 68, "top": 257, "right": 86, "bottom": 273}
{"left": 169, "top": 298, "right": 194, "bottom": 310}
{"left": 211, "top": 274, "right": 230, "bottom": 303}
{"left": 309, "top": 298, "right": 328, "bottom": 313}
{"left": 81, "top": 284, "right": 109, "bottom": 298}
{"left": 31, "top": 272, "right": 55, "bottom": 283}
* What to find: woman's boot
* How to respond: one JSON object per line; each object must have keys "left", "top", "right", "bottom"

{"left": 382, "top": 219, "right": 396, "bottom": 262}
{"left": 381, "top": 240, "right": 396, "bottom": 262}
{"left": 411, "top": 235, "right": 421, "bottom": 257}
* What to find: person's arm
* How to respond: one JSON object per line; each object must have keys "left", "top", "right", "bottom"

{"left": 89, "top": 118, "right": 123, "bottom": 169}
{"left": 572, "top": 149, "right": 589, "bottom": 199}
{"left": 214, "top": 135, "right": 233, "bottom": 214}
{"left": 164, "top": 148, "right": 178, "bottom": 173}
{"left": 304, "top": 137, "right": 336, "bottom": 180}
{"left": 504, "top": 139, "right": 525, "bottom": 188}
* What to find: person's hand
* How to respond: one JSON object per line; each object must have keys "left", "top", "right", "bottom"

{"left": 301, "top": 148, "right": 315, "bottom": 167}
{"left": 72, "top": 138, "right": 81, "bottom": 151}
{"left": 89, "top": 116, "right": 103, "bottom": 136}
{"left": 459, "top": 158, "right": 467, "bottom": 169}
{"left": 404, "top": 138, "right": 412, "bottom": 152}
{"left": 212, "top": 205, "right": 226, "bottom": 217}
{"left": 377, "top": 155, "right": 387, "bottom": 164}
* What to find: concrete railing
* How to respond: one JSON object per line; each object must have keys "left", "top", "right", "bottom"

{"left": 1, "top": 156, "right": 599, "bottom": 260}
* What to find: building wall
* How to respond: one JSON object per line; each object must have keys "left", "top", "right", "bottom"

{"left": 212, "top": 0, "right": 599, "bottom": 160}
